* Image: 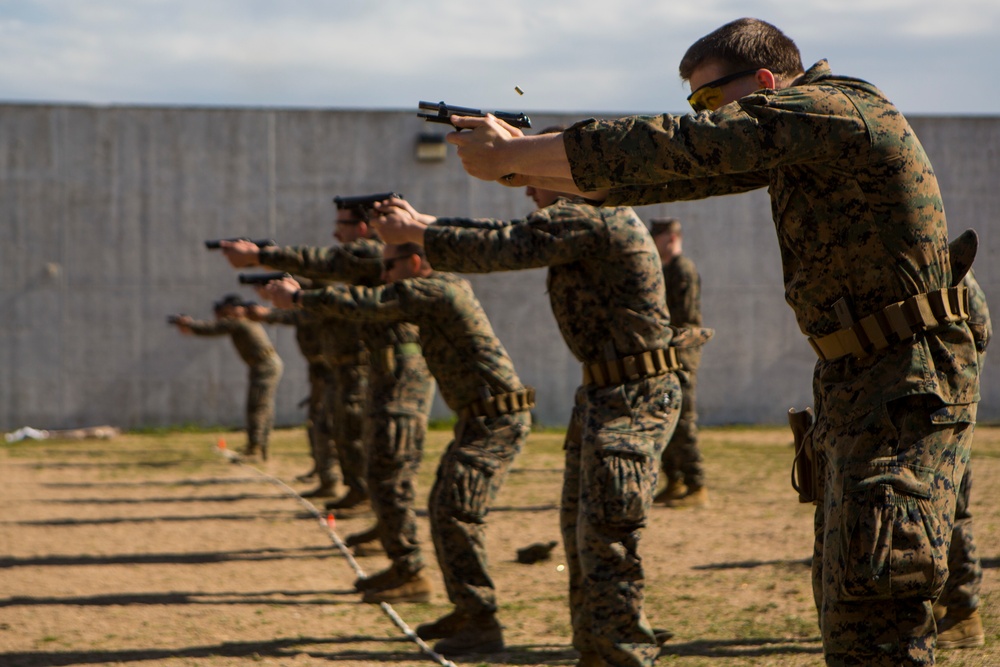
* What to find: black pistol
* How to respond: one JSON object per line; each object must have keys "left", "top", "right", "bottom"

{"left": 205, "top": 238, "right": 277, "bottom": 250}
{"left": 238, "top": 272, "right": 292, "bottom": 285}
{"left": 333, "top": 193, "right": 402, "bottom": 211}
{"left": 418, "top": 101, "right": 531, "bottom": 130}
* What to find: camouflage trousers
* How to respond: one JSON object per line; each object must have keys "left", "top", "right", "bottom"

{"left": 325, "top": 362, "right": 370, "bottom": 497}
{"left": 811, "top": 393, "right": 975, "bottom": 666}
{"left": 938, "top": 461, "right": 981, "bottom": 612}
{"left": 306, "top": 360, "right": 337, "bottom": 486}
{"left": 660, "top": 350, "right": 703, "bottom": 488}
{"left": 562, "top": 372, "right": 681, "bottom": 667}
{"left": 246, "top": 355, "right": 283, "bottom": 452}
{"left": 429, "top": 409, "right": 531, "bottom": 615}
{"left": 366, "top": 355, "right": 435, "bottom": 574}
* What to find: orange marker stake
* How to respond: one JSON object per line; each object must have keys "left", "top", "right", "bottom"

{"left": 327, "top": 513, "right": 336, "bottom": 530}
{"left": 217, "top": 437, "right": 227, "bottom": 450}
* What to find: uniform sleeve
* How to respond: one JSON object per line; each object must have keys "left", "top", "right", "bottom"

{"left": 604, "top": 172, "right": 769, "bottom": 206}
{"left": 259, "top": 309, "right": 299, "bottom": 326}
{"left": 563, "top": 88, "right": 868, "bottom": 192}
{"left": 298, "top": 283, "right": 412, "bottom": 324}
{"left": 435, "top": 217, "right": 516, "bottom": 230}
{"left": 425, "top": 204, "right": 606, "bottom": 273}
{"left": 259, "top": 244, "right": 383, "bottom": 283}
{"left": 186, "top": 319, "right": 237, "bottom": 336}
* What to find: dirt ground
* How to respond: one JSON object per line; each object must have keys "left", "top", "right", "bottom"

{"left": 2, "top": 423, "right": 999, "bottom": 667}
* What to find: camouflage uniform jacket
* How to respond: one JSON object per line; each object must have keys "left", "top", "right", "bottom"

{"left": 259, "top": 308, "right": 325, "bottom": 362}
{"left": 564, "top": 60, "right": 978, "bottom": 423}
{"left": 299, "top": 272, "right": 523, "bottom": 411}
{"left": 965, "top": 270, "right": 991, "bottom": 354}
{"left": 258, "top": 237, "right": 389, "bottom": 361}
{"left": 186, "top": 318, "right": 277, "bottom": 366}
{"left": 427, "top": 198, "right": 672, "bottom": 364}
{"left": 663, "top": 254, "right": 701, "bottom": 328}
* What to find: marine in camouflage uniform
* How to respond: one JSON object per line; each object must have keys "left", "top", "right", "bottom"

{"left": 934, "top": 269, "right": 990, "bottom": 648}
{"left": 180, "top": 297, "right": 284, "bottom": 459}
{"left": 252, "top": 304, "right": 338, "bottom": 494}
{"left": 284, "top": 250, "right": 530, "bottom": 655}
{"left": 375, "top": 191, "right": 681, "bottom": 666}
{"left": 352, "top": 315, "right": 435, "bottom": 572}
{"left": 650, "top": 218, "right": 707, "bottom": 506}
{"left": 258, "top": 231, "right": 384, "bottom": 508}
{"left": 548, "top": 19, "right": 980, "bottom": 667}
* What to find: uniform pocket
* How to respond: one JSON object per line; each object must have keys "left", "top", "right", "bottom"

{"left": 590, "top": 430, "right": 656, "bottom": 531}
{"left": 839, "top": 462, "right": 948, "bottom": 601}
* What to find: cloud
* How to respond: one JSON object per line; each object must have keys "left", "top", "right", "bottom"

{"left": 0, "top": 0, "right": 997, "bottom": 113}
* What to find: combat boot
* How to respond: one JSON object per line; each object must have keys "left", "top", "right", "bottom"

{"left": 345, "top": 525, "right": 384, "bottom": 556}
{"left": 937, "top": 607, "right": 985, "bottom": 649}
{"left": 354, "top": 565, "right": 403, "bottom": 592}
{"left": 237, "top": 444, "right": 261, "bottom": 461}
{"left": 432, "top": 612, "right": 503, "bottom": 655}
{"left": 325, "top": 487, "right": 369, "bottom": 511}
{"left": 653, "top": 478, "right": 686, "bottom": 504}
{"left": 294, "top": 466, "right": 317, "bottom": 482}
{"left": 665, "top": 485, "right": 710, "bottom": 509}
{"left": 361, "top": 570, "right": 432, "bottom": 604}
{"left": 416, "top": 609, "right": 470, "bottom": 640}
{"left": 301, "top": 483, "right": 336, "bottom": 498}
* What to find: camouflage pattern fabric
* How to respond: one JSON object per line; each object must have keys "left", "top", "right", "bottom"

{"left": 425, "top": 199, "right": 677, "bottom": 666}
{"left": 661, "top": 254, "right": 704, "bottom": 489}
{"left": 430, "top": 410, "right": 530, "bottom": 615}
{"left": 299, "top": 271, "right": 530, "bottom": 608}
{"left": 429, "top": 199, "right": 673, "bottom": 361}
{"left": 938, "top": 270, "right": 991, "bottom": 613}
{"left": 562, "top": 59, "right": 981, "bottom": 664}
{"left": 562, "top": 374, "right": 680, "bottom": 666}
{"left": 366, "top": 352, "right": 435, "bottom": 574}
{"left": 261, "top": 238, "right": 384, "bottom": 496}
{"left": 811, "top": 393, "right": 973, "bottom": 666}
{"left": 186, "top": 318, "right": 283, "bottom": 451}
{"left": 259, "top": 308, "right": 338, "bottom": 486}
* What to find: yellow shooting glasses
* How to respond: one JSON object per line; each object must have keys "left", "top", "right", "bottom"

{"left": 687, "top": 69, "right": 758, "bottom": 112}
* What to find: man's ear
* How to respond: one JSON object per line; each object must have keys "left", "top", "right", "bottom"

{"left": 408, "top": 253, "right": 422, "bottom": 274}
{"left": 756, "top": 69, "right": 777, "bottom": 90}
{"left": 358, "top": 221, "right": 371, "bottom": 238}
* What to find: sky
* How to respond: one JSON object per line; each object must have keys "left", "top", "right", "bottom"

{"left": 1, "top": 0, "right": 999, "bottom": 116}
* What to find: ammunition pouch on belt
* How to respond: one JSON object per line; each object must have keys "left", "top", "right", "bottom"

{"left": 371, "top": 342, "right": 422, "bottom": 375}
{"left": 458, "top": 387, "right": 536, "bottom": 420}
{"left": 788, "top": 407, "right": 818, "bottom": 504}
{"left": 807, "top": 286, "right": 970, "bottom": 361}
{"left": 582, "top": 348, "right": 680, "bottom": 387}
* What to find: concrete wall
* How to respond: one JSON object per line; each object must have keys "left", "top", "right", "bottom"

{"left": 2, "top": 104, "right": 998, "bottom": 431}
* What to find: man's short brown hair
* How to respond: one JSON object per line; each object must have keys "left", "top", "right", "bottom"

{"left": 649, "top": 218, "right": 682, "bottom": 237}
{"left": 679, "top": 18, "right": 803, "bottom": 82}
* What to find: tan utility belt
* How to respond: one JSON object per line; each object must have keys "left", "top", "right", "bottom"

{"left": 458, "top": 387, "right": 536, "bottom": 420}
{"left": 582, "top": 348, "right": 680, "bottom": 387}
{"left": 326, "top": 350, "right": 369, "bottom": 367}
{"left": 808, "top": 286, "right": 970, "bottom": 362}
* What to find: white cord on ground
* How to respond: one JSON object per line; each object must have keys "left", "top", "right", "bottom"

{"left": 215, "top": 441, "right": 457, "bottom": 667}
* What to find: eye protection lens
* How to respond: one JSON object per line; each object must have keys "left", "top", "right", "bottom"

{"left": 687, "top": 69, "right": 758, "bottom": 112}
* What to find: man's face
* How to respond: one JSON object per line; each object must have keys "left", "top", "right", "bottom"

{"left": 525, "top": 185, "right": 561, "bottom": 210}
{"left": 334, "top": 209, "right": 366, "bottom": 244}
{"left": 653, "top": 231, "right": 677, "bottom": 262}
{"left": 381, "top": 246, "right": 419, "bottom": 283}
{"left": 688, "top": 61, "right": 765, "bottom": 113}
